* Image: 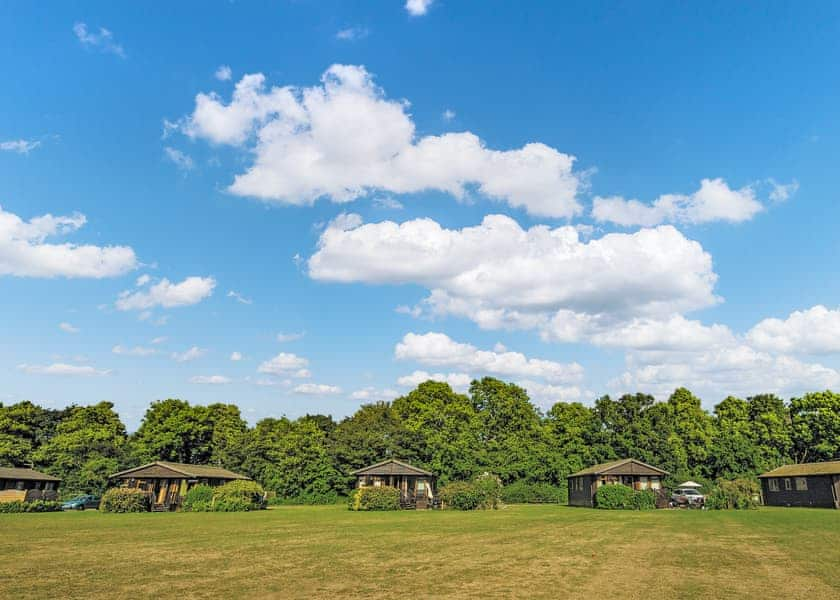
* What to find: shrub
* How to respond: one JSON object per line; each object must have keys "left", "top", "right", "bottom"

{"left": 705, "top": 478, "right": 760, "bottom": 510}
{"left": 501, "top": 481, "right": 566, "bottom": 504}
{"left": 0, "top": 500, "right": 61, "bottom": 513}
{"left": 100, "top": 488, "right": 150, "bottom": 513}
{"left": 269, "top": 491, "right": 341, "bottom": 505}
{"left": 439, "top": 474, "right": 502, "bottom": 510}
{"left": 348, "top": 486, "right": 401, "bottom": 511}
{"left": 0, "top": 500, "right": 26, "bottom": 513}
{"left": 182, "top": 484, "right": 214, "bottom": 512}
{"left": 211, "top": 480, "right": 266, "bottom": 512}
{"left": 595, "top": 484, "right": 635, "bottom": 509}
{"left": 632, "top": 489, "right": 656, "bottom": 510}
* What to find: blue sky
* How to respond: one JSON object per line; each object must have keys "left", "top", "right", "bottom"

{"left": 2, "top": 1, "right": 840, "bottom": 429}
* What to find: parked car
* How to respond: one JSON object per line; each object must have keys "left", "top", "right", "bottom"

{"left": 670, "top": 488, "right": 705, "bottom": 507}
{"left": 61, "top": 495, "right": 100, "bottom": 510}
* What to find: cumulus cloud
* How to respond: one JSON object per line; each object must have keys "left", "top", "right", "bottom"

{"left": 136, "top": 274, "right": 151, "bottom": 286}
{"left": 515, "top": 380, "right": 588, "bottom": 410}
{"left": 189, "top": 375, "right": 231, "bottom": 385}
{"left": 747, "top": 305, "right": 840, "bottom": 354}
{"left": 180, "top": 65, "right": 584, "bottom": 218}
{"left": 215, "top": 65, "right": 233, "bottom": 81}
{"left": 257, "top": 352, "right": 309, "bottom": 376}
{"left": 0, "top": 205, "right": 137, "bottom": 278}
{"left": 171, "top": 346, "right": 206, "bottom": 362}
{"left": 112, "top": 344, "right": 157, "bottom": 357}
{"left": 18, "top": 363, "right": 110, "bottom": 377}
{"left": 396, "top": 370, "right": 472, "bottom": 391}
{"left": 59, "top": 322, "right": 79, "bottom": 334}
{"left": 116, "top": 276, "right": 215, "bottom": 311}
{"left": 351, "top": 387, "right": 399, "bottom": 401}
{"left": 294, "top": 383, "right": 341, "bottom": 395}
{"left": 592, "top": 178, "right": 763, "bottom": 226}
{"left": 73, "top": 22, "right": 125, "bottom": 57}
{"left": 395, "top": 332, "right": 583, "bottom": 384}
{"left": 310, "top": 213, "right": 719, "bottom": 343}
{"left": 405, "top": 0, "right": 433, "bottom": 16}
{"left": 1, "top": 139, "right": 41, "bottom": 154}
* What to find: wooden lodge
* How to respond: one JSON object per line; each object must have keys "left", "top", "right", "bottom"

{"left": 110, "top": 461, "right": 250, "bottom": 512}
{"left": 0, "top": 467, "right": 61, "bottom": 502}
{"left": 759, "top": 460, "right": 840, "bottom": 509}
{"left": 352, "top": 459, "right": 436, "bottom": 509}
{"left": 567, "top": 458, "right": 668, "bottom": 507}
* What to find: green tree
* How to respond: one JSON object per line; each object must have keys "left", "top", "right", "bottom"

{"left": 790, "top": 391, "right": 840, "bottom": 462}
{"left": 130, "top": 399, "right": 213, "bottom": 464}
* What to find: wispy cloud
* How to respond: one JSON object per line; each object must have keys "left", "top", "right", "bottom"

{"left": 215, "top": 65, "right": 232, "bottom": 81}
{"left": 18, "top": 362, "right": 110, "bottom": 377}
{"left": 171, "top": 346, "right": 206, "bottom": 362}
{"left": 164, "top": 147, "right": 195, "bottom": 171}
{"left": 59, "top": 322, "right": 80, "bottom": 334}
{"left": 189, "top": 375, "right": 231, "bottom": 385}
{"left": 336, "top": 26, "right": 369, "bottom": 41}
{"left": 442, "top": 109, "right": 456, "bottom": 122}
{"left": 227, "top": 290, "right": 252, "bottom": 305}
{"left": 1, "top": 139, "right": 41, "bottom": 154}
{"left": 112, "top": 344, "right": 157, "bottom": 357}
{"left": 277, "top": 331, "right": 304, "bottom": 343}
{"left": 73, "top": 22, "right": 125, "bottom": 58}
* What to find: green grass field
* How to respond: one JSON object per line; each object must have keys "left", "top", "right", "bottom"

{"left": 1, "top": 505, "right": 839, "bottom": 599}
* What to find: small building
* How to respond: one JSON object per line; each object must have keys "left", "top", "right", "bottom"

{"left": 110, "top": 461, "right": 250, "bottom": 511}
{"left": 352, "top": 459, "right": 436, "bottom": 509}
{"left": 758, "top": 460, "right": 840, "bottom": 509}
{"left": 567, "top": 458, "right": 668, "bottom": 507}
{"left": 0, "top": 467, "right": 61, "bottom": 502}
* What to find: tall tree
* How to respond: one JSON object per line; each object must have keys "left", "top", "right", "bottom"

{"left": 790, "top": 391, "right": 840, "bottom": 462}
{"left": 130, "top": 399, "right": 213, "bottom": 464}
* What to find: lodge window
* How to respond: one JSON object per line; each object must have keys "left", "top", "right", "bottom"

{"left": 795, "top": 477, "right": 808, "bottom": 491}
{"left": 768, "top": 478, "right": 779, "bottom": 492}
{"left": 783, "top": 478, "right": 792, "bottom": 490}
{"left": 45, "top": 482, "right": 55, "bottom": 491}
{"left": 15, "top": 480, "right": 25, "bottom": 491}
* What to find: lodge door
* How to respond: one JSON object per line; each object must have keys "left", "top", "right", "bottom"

{"left": 156, "top": 479, "right": 168, "bottom": 504}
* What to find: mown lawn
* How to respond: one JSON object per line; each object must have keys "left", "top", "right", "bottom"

{"left": 1, "top": 504, "right": 838, "bottom": 599}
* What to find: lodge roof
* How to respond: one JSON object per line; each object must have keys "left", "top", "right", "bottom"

{"left": 352, "top": 459, "right": 433, "bottom": 477}
{"left": 110, "top": 461, "right": 249, "bottom": 480}
{"left": 758, "top": 460, "right": 840, "bottom": 478}
{"left": 567, "top": 458, "right": 669, "bottom": 478}
{"left": 0, "top": 467, "right": 61, "bottom": 482}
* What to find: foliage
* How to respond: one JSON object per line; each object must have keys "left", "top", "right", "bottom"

{"left": 705, "top": 479, "right": 760, "bottom": 510}
{"left": 0, "top": 500, "right": 62, "bottom": 513}
{"left": 268, "top": 491, "right": 342, "bottom": 505}
{"left": 348, "top": 486, "right": 400, "bottom": 511}
{"left": 100, "top": 488, "right": 150, "bottom": 513}
{"left": 595, "top": 484, "right": 636, "bottom": 509}
{"left": 500, "top": 481, "right": 567, "bottom": 504}
{"left": 181, "top": 484, "right": 215, "bottom": 512}
{"left": 439, "top": 474, "right": 502, "bottom": 510}
{"left": 632, "top": 489, "right": 656, "bottom": 510}
{"left": 210, "top": 480, "right": 266, "bottom": 512}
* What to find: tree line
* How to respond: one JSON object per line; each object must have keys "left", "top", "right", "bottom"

{"left": 1, "top": 378, "right": 839, "bottom": 499}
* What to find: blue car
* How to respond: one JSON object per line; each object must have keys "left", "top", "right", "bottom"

{"left": 61, "top": 495, "right": 100, "bottom": 510}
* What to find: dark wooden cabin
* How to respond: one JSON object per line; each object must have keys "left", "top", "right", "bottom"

{"left": 110, "top": 461, "right": 249, "bottom": 511}
{"left": 759, "top": 460, "right": 840, "bottom": 509}
{"left": 0, "top": 467, "right": 61, "bottom": 502}
{"left": 567, "top": 458, "right": 668, "bottom": 507}
{"left": 352, "top": 459, "right": 436, "bottom": 509}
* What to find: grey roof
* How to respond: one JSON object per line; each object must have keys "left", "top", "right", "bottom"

{"left": 567, "top": 458, "right": 669, "bottom": 478}
{"left": 352, "top": 459, "right": 433, "bottom": 477}
{"left": 110, "top": 461, "right": 249, "bottom": 480}
{"left": 758, "top": 460, "right": 840, "bottom": 478}
{"left": 0, "top": 467, "right": 61, "bottom": 482}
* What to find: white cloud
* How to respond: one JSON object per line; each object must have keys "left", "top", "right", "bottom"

{"left": 592, "top": 178, "right": 763, "bottom": 226}
{"left": 189, "top": 375, "right": 231, "bottom": 385}
{"left": 515, "top": 380, "right": 588, "bottom": 410}
{"left": 230, "top": 351, "right": 243, "bottom": 361}
{"left": 73, "top": 22, "right": 125, "bottom": 57}
{"left": 310, "top": 214, "right": 719, "bottom": 341}
{"left": 276, "top": 331, "right": 305, "bottom": 343}
{"left": 0, "top": 205, "right": 137, "bottom": 278}
{"left": 136, "top": 274, "right": 151, "bottom": 286}
{"left": 583, "top": 314, "right": 736, "bottom": 351}
{"left": 405, "top": 0, "right": 433, "bottom": 16}
{"left": 336, "top": 26, "right": 369, "bottom": 41}
{"left": 747, "top": 305, "right": 840, "bottom": 354}
{"left": 59, "top": 322, "right": 79, "bottom": 334}
{"left": 150, "top": 336, "right": 167, "bottom": 345}
{"left": 293, "top": 382, "right": 342, "bottom": 395}
{"left": 258, "top": 352, "right": 309, "bottom": 375}
{"left": 180, "top": 65, "right": 584, "bottom": 218}
{"left": 18, "top": 363, "right": 110, "bottom": 377}
{"left": 395, "top": 332, "right": 583, "bottom": 384}
{"left": 164, "top": 147, "right": 195, "bottom": 171}
{"left": 116, "top": 276, "right": 215, "bottom": 311}
{"left": 215, "top": 65, "right": 233, "bottom": 81}
{"left": 351, "top": 386, "right": 399, "bottom": 401}
{"left": 396, "top": 370, "right": 471, "bottom": 391}
{"left": 112, "top": 344, "right": 157, "bottom": 357}
{"left": 1, "top": 139, "right": 40, "bottom": 154}
{"left": 171, "top": 346, "right": 206, "bottom": 362}
{"left": 227, "top": 290, "right": 252, "bottom": 304}
{"left": 372, "top": 196, "right": 404, "bottom": 210}
{"left": 442, "top": 109, "right": 455, "bottom": 121}
{"left": 767, "top": 178, "right": 799, "bottom": 203}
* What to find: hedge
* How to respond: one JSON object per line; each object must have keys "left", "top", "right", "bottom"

{"left": 100, "top": 488, "right": 150, "bottom": 513}
{"left": 348, "top": 486, "right": 400, "bottom": 511}
{"left": 0, "top": 500, "right": 62, "bottom": 513}
{"left": 439, "top": 474, "right": 502, "bottom": 510}
{"left": 501, "top": 481, "right": 566, "bottom": 504}
{"left": 182, "top": 484, "right": 214, "bottom": 512}
{"left": 268, "top": 491, "right": 342, "bottom": 506}
{"left": 211, "top": 480, "right": 266, "bottom": 512}
{"left": 594, "top": 484, "right": 655, "bottom": 510}
{"left": 705, "top": 478, "right": 760, "bottom": 510}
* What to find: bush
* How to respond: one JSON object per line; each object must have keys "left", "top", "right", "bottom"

{"left": 501, "top": 481, "right": 566, "bottom": 504}
{"left": 348, "top": 486, "right": 401, "bottom": 511}
{"left": 439, "top": 474, "right": 502, "bottom": 510}
{"left": 632, "top": 489, "right": 656, "bottom": 510}
{"left": 211, "top": 480, "right": 266, "bottom": 512}
{"left": 595, "top": 484, "right": 635, "bottom": 509}
{"left": 182, "top": 484, "right": 214, "bottom": 512}
{"left": 100, "top": 488, "right": 150, "bottom": 513}
{"left": 705, "top": 478, "right": 760, "bottom": 510}
{"left": 268, "top": 491, "right": 342, "bottom": 506}
{"left": 0, "top": 500, "right": 62, "bottom": 513}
